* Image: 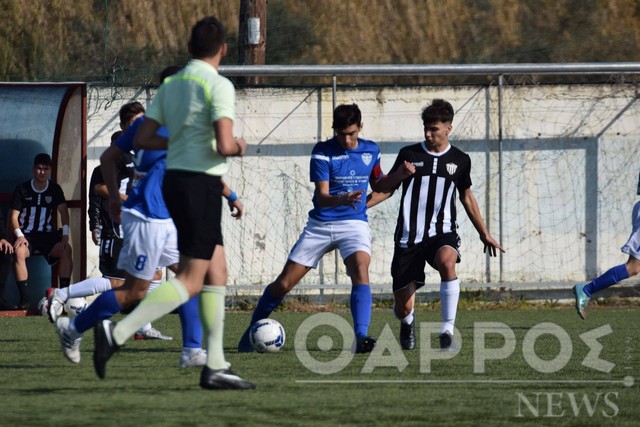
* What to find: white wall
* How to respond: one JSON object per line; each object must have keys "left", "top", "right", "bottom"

{"left": 85, "top": 83, "right": 640, "bottom": 287}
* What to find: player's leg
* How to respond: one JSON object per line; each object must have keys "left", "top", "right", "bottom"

{"left": 236, "top": 260, "right": 310, "bottom": 352}
{"left": 12, "top": 243, "right": 30, "bottom": 309}
{"left": 109, "top": 216, "right": 195, "bottom": 348}
{"left": 178, "top": 293, "right": 206, "bottom": 367}
{"left": 574, "top": 203, "right": 640, "bottom": 319}
{"left": 433, "top": 243, "right": 461, "bottom": 350}
{"left": 48, "top": 277, "right": 117, "bottom": 323}
{"left": 394, "top": 283, "right": 417, "bottom": 350}
{"left": 134, "top": 276, "right": 173, "bottom": 341}
{"left": 49, "top": 234, "right": 73, "bottom": 288}
{"left": 344, "top": 250, "right": 376, "bottom": 353}
{"left": 200, "top": 244, "right": 229, "bottom": 371}
{"left": 237, "top": 220, "right": 326, "bottom": 352}
{"left": 391, "top": 245, "right": 425, "bottom": 351}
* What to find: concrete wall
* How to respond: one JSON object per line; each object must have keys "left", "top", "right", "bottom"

{"left": 85, "top": 83, "right": 640, "bottom": 288}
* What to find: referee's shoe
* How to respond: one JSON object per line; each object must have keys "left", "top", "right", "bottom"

{"left": 200, "top": 366, "right": 256, "bottom": 390}
{"left": 94, "top": 319, "right": 121, "bottom": 379}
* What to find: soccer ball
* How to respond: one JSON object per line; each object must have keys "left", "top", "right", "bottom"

{"left": 37, "top": 296, "right": 49, "bottom": 316}
{"left": 249, "top": 318, "right": 285, "bottom": 353}
{"left": 64, "top": 297, "right": 87, "bottom": 317}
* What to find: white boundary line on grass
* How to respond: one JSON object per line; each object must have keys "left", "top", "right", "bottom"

{"left": 295, "top": 377, "right": 635, "bottom": 387}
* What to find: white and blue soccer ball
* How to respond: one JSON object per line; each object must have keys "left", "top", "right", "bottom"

{"left": 249, "top": 318, "right": 285, "bottom": 353}
{"left": 64, "top": 297, "right": 87, "bottom": 317}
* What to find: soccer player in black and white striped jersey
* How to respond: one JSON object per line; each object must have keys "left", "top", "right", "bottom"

{"left": 368, "top": 99, "right": 504, "bottom": 351}
{"left": 10, "top": 153, "right": 73, "bottom": 309}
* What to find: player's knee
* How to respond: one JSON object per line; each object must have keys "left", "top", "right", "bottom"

{"left": 272, "top": 278, "right": 295, "bottom": 295}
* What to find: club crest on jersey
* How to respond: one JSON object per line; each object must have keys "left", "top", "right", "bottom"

{"left": 45, "top": 196, "right": 53, "bottom": 204}
{"left": 361, "top": 153, "right": 372, "bottom": 166}
{"left": 446, "top": 163, "right": 457, "bottom": 175}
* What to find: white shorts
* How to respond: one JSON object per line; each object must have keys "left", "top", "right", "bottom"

{"left": 288, "top": 218, "right": 371, "bottom": 268}
{"left": 117, "top": 211, "right": 180, "bottom": 280}
{"left": 621, "top": 200, "right": 640, "bottom": 259}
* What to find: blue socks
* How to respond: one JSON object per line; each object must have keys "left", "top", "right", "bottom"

{"left": 350, "top": 284, "right": 372, "bottom": 338}
{"left": 250, "top": 285, "right": 285, "bottom": 324}
{"left": 178, "top": 294, "right": 202, "bottom": 349}
{"left": 73, "top": 290, "right": 122, "bottom": 334}
{"left": 584, "top": 264, "right": 629, "bottom": 297}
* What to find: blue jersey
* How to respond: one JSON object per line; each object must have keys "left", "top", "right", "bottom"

{"left": 115, "top": 116, "right": 170, "bottom": 220}
{"left": 308, "top": 136, "right": 383, "bottom": 222}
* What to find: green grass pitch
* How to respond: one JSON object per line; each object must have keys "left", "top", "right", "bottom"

{"left": 1, "top": 306, "right": 638, "bottom": 426}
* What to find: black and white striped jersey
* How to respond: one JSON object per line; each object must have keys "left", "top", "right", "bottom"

{"left": 11, "top": 179, "right": 66, "bottom": 234}
{"left": 388, "top": 142, "right": 472, "bottom": 247}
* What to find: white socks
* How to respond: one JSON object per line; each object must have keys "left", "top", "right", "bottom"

{"left": 440, "top": 278, "right": 460, "bottom": 335}
{"left": 65, "top": 277, "right": 112, "bottom": 299}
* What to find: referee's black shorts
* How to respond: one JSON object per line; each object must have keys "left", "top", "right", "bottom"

{"left": 162, "top": 170, "right": 224, "bottom": 260}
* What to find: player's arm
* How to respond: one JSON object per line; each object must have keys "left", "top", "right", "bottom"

{"left": 9, "top": 208, "right": 27, "bottom": 248}
{"left": 314, "top": 181, "right": 364, "bottom": 210}
{"left": 459, "top": 187, "right": 505, "bottom": 257}
{"left": 100, "top": 144, "right": 126, "bottom": 223}
{"left": 214, "top": 118, "right": 246, "bottom": 157}
{"left": 370, "top": 160, "right": 415, "bottom": 193}
{"left": 220, "top": 177, "right": 243, "bottom": 220}
{"left": 366, "top": 190, "right": 394, "bottom": 209}
{"left": 133, "top": 118, "right": 167, "bottom": 150}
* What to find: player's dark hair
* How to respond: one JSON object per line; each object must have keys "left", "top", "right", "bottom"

{"left": 189, "top": 17, "right": 226, "bottom": 58}
{"left": 33, "top": 153, "right": 51, "bottom": 167}
{"left": 159, "top": 65, "right": 182, "bottom": 83}
{"left": 119, "top": 102, "right": 145, "bottom": 126}
{"left": 332, "top": 104, "right": 362, "bottom": 130}
{"left": 421, "top": 99, "right": 454, "bottom": 125}
{"left": 110, "top": 130, "right": 123, "bottom": 144}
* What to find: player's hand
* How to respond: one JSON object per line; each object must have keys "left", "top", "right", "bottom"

{"left": 343, "top": 190, "right": 365, "bottom": 209}
{"left": 0, "top": 239, "right": 13, "bottom": 254}
{"left": 228, "top": 198, "right": 244, "bottom": 220}
{"left": 482, "top": 235, "right": 506, "bottom": 257}
{"left": 400, "top": 160, "right": 416, "bottom": 177}
{"left": 13, "top": 236, "right": 28, "bottom": 249}
{"left": 108, "top": 196, "right": 123, "bottom": 223}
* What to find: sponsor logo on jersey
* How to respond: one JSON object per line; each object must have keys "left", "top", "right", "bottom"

{"left": 332, "top": 154, "right": 349, "bottom": 161}
{"left": 446, "top": 163, "right": 458, "bottom": 175}
{"left": 412, "top": 161, "right": 424, "bottom": 167}
{"left": 361, "top": 152, "right": 372, "bottom": 166}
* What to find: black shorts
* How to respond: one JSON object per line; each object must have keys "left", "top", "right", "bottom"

{"left": 24, "top": 231, "right": 63, "bottom": 265}
{"left": 391, "top": 232, "right": 461, "bottom": 292}
{"left": 99, "top": 236, "right": 126, "bottom": 280}
{"left": 163, "top": 170, "right": 224, "bottom": 260}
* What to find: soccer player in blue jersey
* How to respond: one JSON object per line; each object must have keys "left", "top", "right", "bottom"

{"left": 55, "top": 110, "right": 242, "bottom": 365}
{"left": 237, "top": 103, "right": 413, "bottom": 354}
{"left": 573, "top": 176, "right": 640, "bottom": 319}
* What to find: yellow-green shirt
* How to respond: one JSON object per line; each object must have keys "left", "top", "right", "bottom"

{"left": 146, "top": 59, "right": 235, "bottom": 176}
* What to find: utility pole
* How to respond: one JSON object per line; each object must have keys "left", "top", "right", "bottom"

{"left": 238, "top": 0, "right": 267, "bottom": 85}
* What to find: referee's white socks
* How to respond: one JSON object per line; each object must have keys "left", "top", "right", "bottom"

{"left": 440, "top": 278, "right": 460, "bottom": 335}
